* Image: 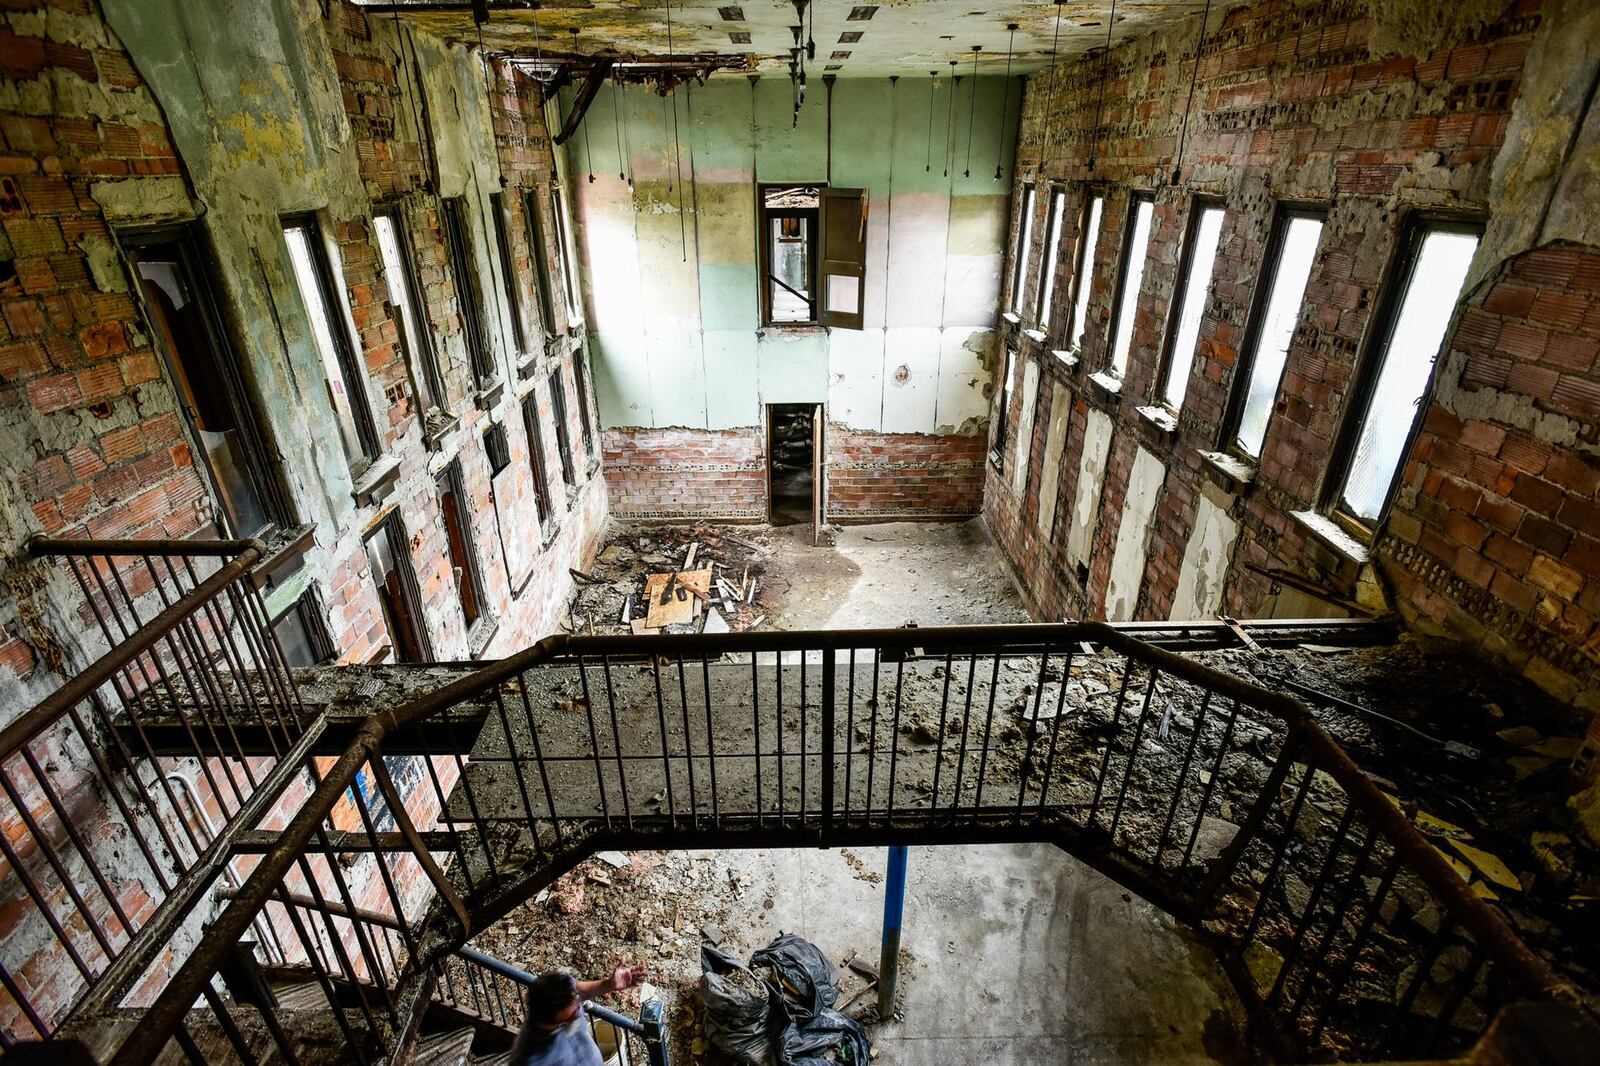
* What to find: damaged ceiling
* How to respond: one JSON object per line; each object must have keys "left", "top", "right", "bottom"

{"left": 359, "top": 0, "right": 1227, "bottom": 78}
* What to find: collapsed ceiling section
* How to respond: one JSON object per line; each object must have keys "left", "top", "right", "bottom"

{"left": 356, "top": 0, "right": 1226, "bottom": 80}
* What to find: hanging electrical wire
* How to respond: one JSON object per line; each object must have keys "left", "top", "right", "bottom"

{"left": 1170, "top": 0, "right": 1213, "bottom": 185}
{"left": 571, "top": 27, "right": 595, "bottom": 183}
{"left": 1089, "top": 0, "right": 1119, "bottom": 172}
{"left": 943, "top": 60, "right": 957, "bottom": 177}
{"left": 994, "top": 23, "right": 1016, "bottom": 180}
{"left": 963, "top": 45, "right": 980, "bottom": 178}
{"left": 666, "top": 0, "right": 686, "bottom": 258}
{"left": 1039, "top": 1, "right": 1064, "bottom": 165}
{"left": 925, "top": 71, "right": 937, "bottom": 172}
{"left": 612, "top": 80, "right": 628, "bottom": 185}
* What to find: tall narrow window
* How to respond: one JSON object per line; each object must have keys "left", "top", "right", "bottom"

{"left": 991, "top": 347, "right": 1016, "bottom": 461}
{"left": 760, "top": 185, "right": 818, "bottom": 325}
{"left": 364, "top": 514, "right": 430, "bottom": 663}
{"left": 572, "top": 347, "right": 597, "bottom": 461}
{"left": 489, "top": 192, "right": 527, "bottom": 358}
{"left": 1158, "top": 203, "right": 1226, "bottom": 411}
{"left": 271, "top": 590, "right": 334, "bottom": 667}
{"left": 1333, "top": 221, "right": 1480, "bottom": 524}
{"left": 374, "top": 210, "right": 447, "bottom": 422}
{"left": 1066, "top": 194, "right": 1104, "bottom": 352}
{"left": 1036, "top": 188, "right": 1067, "bottom": 328}
{"left": 549, "top": 184, "right": 580, "bottom": 325}
{"left": 549, "top": 367, "right": 577, "bottom": 490}
{"left": 483, "top": 423, "right": 511, "bottom": 476}
{"left": 521, "top": 390, "right": 552, "bottom": 525}
{"left": 1228, "top": 210, "right": 1324, "bottom": 458}
{"left": 1107, "top": 195, "right": 1155, "bottom": 376}
{"left": 440, "top": 196, "right": 496, "bottom": 389}
{"left": 1009, "top": 184, "right": 1036, "bottom": 315}
{"left": 436, "top": 461, "right": 486, "bottom": 632}
{"left": 127, "top": 229, "right": 286, "bottom": 538}
{"left": 284, "top": 218, "right": 379, "bottom": 472}
{"left": 523, "top": 188, "right": 559, "bottom": 337}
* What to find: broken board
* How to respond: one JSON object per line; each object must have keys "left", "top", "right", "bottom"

{"left": 643, "top": 569, "right": 712, "bottom": 628}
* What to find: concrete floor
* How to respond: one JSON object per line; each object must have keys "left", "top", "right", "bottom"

{"left": 709, "top": 844, "right": 1245, "bottom": 1065}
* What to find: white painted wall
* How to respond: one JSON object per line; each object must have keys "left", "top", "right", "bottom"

{"left": 1011, "top": 358, "right": 1041, "bottom": 497}
{"left": 1169, "top": 489, "right": 1240, "bottom": 621}
{"left": 1036, "top": 382, "right": 1070, "bottom": 538}
{"left": 1066, "top": 408, "right": 1114, "bottom": 570}
{"left": 1104, "top": 446, "right": 1167, "bottom": 621}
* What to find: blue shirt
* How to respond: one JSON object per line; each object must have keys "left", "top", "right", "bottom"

{"left": 509, "top": 1009, "right": 605, "bottom": 1066}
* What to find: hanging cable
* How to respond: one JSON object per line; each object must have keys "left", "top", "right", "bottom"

{"left": 964, "top": 45, "right": 979, "bottom": 178}
{"left": 1171, "top": 0, "right": 1213, "bottom": 185}
{"left": 944, "top": 61, "right": 957, "bottom": 177}
{"left": 612, "top": 80, "right": 628, "bottom": 184}
{"left": 1039, "top": 2, "right": 1063, "bottom": 165}
{"left": 570, "top": 27, "right": 595, "bottom": 183}
{"left": 995, "top": 24, "right": 1016, "bottom": 180}
{"left": 666, "top": 0, "right": 686, "bottom": 258}
{"left": 1089, "top": 0, "right": 1118, "bottom": 173}
{"left": 925, "top": 71, "right": 936, "bottom": 172}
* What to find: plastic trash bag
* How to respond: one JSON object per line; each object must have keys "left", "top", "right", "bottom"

{"left": 697, "top": 935, "right": 872, "bottom": 1065}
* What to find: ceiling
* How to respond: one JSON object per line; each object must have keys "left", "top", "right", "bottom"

{"left": 363, "top": 1, "right": 1221, "bottom": 79}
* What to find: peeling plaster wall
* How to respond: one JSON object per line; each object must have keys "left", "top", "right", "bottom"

{"left": 572, "top": 75, "right": 1019, "bottom": 520}
{"left": 1105, "top": 445, "right": 1167, "bottom": 622}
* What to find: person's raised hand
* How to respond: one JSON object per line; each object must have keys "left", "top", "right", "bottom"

{"left": 610, "top": 963, "right": 648, "bottom": 991}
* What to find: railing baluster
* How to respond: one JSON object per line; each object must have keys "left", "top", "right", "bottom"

{"left": 970, "top": 650, "right": 1002, "bottom": 820}
{"left": 1108, "top": 668, "right": 1161, "bottom": 844}
{"left": 702, "top": 653, "right": 720, "bottom": 828}
{"left": 600, "top": 654, "right": 632, "bottom": 829}
{"left": 1153, "top": 689, "right": 1212, "bottom": 869}
{"left": 1088, "top": 652, "right": 1137, "bottom": 827}
{"left": 648, "top": 657, "right": 676, "bottom": 829}
{"left": 676, "top": 654, "right": 698, "bottom": 827}
{"left": 576, "top": 654, "right": 611, "bottom": 829}
{"left": 1035, "top": 646, "right": 1074, "bottom": 821}
{"left": 885, "top": 655, "right": 904, "bottom": 821}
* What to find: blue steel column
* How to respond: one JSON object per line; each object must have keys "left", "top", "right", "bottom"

{"left": 878, "top": 845, "right": 908, "bottom": 1015}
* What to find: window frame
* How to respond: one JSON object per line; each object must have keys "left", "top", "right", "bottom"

{"left": 270, "top": 587, "right": 336, "bottom": 667}
{"left": 122, "top": 223, "right": 293, "bottom": 537}
{"left": 1220, "top": 201, "right": 1328, "bottom": 462}
{"left": 1063, "top": 189, "right": 1106, "bottom": 355}
{"left": 521, "top": 389, "right": 553, "bottom": 527}
{"left": 436, "top": 459, "right": 489, "bottom": 635}
{"left": 1154, "top": 195, "right": 1227, "bottom": 413}
{"left": 1322, "top": 212, "right": 1485, "bottom": 535}
{"left": 549, "top": 182, "right": 581, "bottom": 327}
{"left": 991, "top": 347, "right": 1016, "bottom": 464}
{"left": 373, "top": 204, "right": 449, "bottom": 422}
{"left": 549, "top": 366, "right": 577, "bottom": 492}
{"left": 757, "top": 183, "right": 821, "bottom": 328}
{"left": 1035, "top": 186, "right": 1068, "bottom": 330}
{"left": 489, "top": 191, "right": 529, "bottom": 361}
{"left": 572, "top": 345, "right": 598, "bottom": 463}
{"left": 483, "top": 422, "right": 511, "bottom": 477}
{"left": 440, "top": 195, "right": 498, "bottom": 392}
{"left": 1009, "top": 183, "right": 1036, "bottom": 316}
{"left": 282, "top": 214, "right": 382, "bottom": 475}
{"left": 1105, "top": 191, "right": 1156, "bottom": 378}
{"left": 362, "top": 511, "right": 433, "bottom": 664}
{"left": 523, "top": 187, "right": 560, "bottom": 338}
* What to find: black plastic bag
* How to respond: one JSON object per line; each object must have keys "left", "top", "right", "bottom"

{"left": 697, "top": 935, "right": 872, "bottom": 1066}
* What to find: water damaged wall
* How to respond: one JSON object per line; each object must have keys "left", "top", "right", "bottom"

{"left": 568, "top": 74, "right": 1020, "bottom": 521}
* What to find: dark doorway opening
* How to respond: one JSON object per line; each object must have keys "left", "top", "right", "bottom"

{"left": 768, "top": 404, "right": 817, "bottom": 528}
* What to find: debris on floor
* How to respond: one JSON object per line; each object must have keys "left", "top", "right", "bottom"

{"left": 699, "top": 934, "right": 872, "bottom": 1065}
{"left": 566, "top": 522, "right": 770, "bottom": 637}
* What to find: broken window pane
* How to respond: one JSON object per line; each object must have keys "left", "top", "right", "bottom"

{"left": 374, "top": 211, "right": 444, "bottom": 419}
{"left": 285, "top": 221, "right": 375, "bottom": 470}
{"left": 365, "top": 517, "right": 428, "bottom": 664}
{"left": 770, "top": 214, "right": 812, "bottom": 321}
{"left": 1340, "top": 227, "right": 1479, "bottom": 522}
{"left": 1234, "top": 214, "right": 1323, "bottom": 458}
{"left": 490, "top": 191, "right": 528, "bottom": 356}
{"left": 1037, "top": 189, "right": 1066, "bottom": 328}
{"left": 992, "top": 347, "right": 1016, "bottom": 459}
{"left": 550, "top": 184, "right": 581, "bottom": 324}
{"left": 522, "top": 391, "right": 552, "bottom": 525}
{"left": 1010, "top": 184, "right": 1035, "bottom": 314}
{"left": 1161, "top": 205, "right": 1225, "bottom": 411}
{"left": 437, "top": 463, "right": 483, "bottom": 630}
{"left": 1068, "top": 195, "right": 1103, "bottom": 352}
{"left": 1109, "top": 198, "right": 1154, "bottom": 376}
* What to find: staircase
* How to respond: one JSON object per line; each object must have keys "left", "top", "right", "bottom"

{"left": 0, "top": 537, "right": 1588, "bottom": 1064}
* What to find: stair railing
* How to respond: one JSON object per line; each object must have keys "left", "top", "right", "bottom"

{"left": 100, "top": 623, "right": 1576, "bottom": 1065}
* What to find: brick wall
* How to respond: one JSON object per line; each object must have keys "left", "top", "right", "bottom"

{"left": 988, "top": 0, "right": 1548, "bottom": 631}
{"left": 827, "top": 429, "right": 987, "bottom": 520}
{"left": 603, "top": 427, "right": 765, "bottom": 521}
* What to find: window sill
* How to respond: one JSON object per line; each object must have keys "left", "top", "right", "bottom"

{"left": 1050, "top": 348, "right": 1079, "bottom": 370}
{"left": 1087, "top": 371, "right": 1123, "bottom": 399}
{"left": 1135, "top": 404, "right": 1178, "bottom": 436}
{"left": 252, "top": 522, "right": 316, "bottom": 592}
{"left": 517, "top": 354, "right": 541, "bottom": 383}
{"left": 759, "top": 323, "right": 825, "bottom": 335}
{"left": 351, "top": 455, "right": 401, "bottom": 507}
{"left": 1001, "top": 311, "right": 1022, "bottom": 327}
{"left": 1291, "top": 510, "right": 1371, "bottom": 565}
{"left": 1198, "top": 450, "right": 1257, "bottom": 494}
{"left": 476, "top": 378, "right": 505, "bottom": 410}
{"left": 422, "top": 410, "right": 460, "bottom": 452}
{"left": 1023, "top": 328, "right": 1048, "bottom": 346}
{"left": 466, "top": 615, "right": 499, "bottom": 659}
{"left": 988, "top": 448, "right": 1005, "bottom": 472}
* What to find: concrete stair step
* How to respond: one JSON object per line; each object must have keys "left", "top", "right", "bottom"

{"left": 412, "top": 1027, "right": 477, "bottom": 1066}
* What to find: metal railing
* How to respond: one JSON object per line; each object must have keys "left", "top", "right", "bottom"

{"left": 0, "top": 537, "right": 314, "bottom": 1043}
{"left": 104, "top": 622, "right": 1578, "bottom": 1065}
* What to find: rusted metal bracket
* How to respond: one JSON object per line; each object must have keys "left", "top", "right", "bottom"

{"left": 553, "top": 57, "right": 615, "bottom": 145}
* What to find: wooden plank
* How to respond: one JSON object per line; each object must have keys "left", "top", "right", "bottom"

{"left": 643, "top": 568, "right": 710, "bottom": 628}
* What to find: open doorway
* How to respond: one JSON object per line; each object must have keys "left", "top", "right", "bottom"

{"left": 767, "top": 404, "right": 821, "bottom": 532}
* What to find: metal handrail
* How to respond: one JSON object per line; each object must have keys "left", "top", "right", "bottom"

{"left": 111, "top": 622, "right": 1577, "bottom": 1064}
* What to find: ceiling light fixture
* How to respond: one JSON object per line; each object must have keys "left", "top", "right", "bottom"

{"left": 925, "top": 71, "right": 937, "bottom": 172}
{"left": 570, "top": 27, "right": 595, "bottom": 183}
{"left": 964, "top": 45, "right": 980, "bottom": 178}
{"left": 995, "top": 23, "right": 1016, "bottom": 180}
{"left": 944, "top": 60, "right": 958, "bottom": 178}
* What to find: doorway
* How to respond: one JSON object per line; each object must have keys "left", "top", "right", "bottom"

{"left": 767, "top": 404, "right": 821, "bottom": 534}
